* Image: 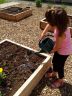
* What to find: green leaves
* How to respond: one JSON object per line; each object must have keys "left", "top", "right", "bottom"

{"left": 35, "top": 0, "right": 42, "bottom": 7}
{"left": 0, "top": 68, "right": 6, "bottom": 85}
{"left": 0, "top": 0, "right": 6, "bottom": 4}
{"left": 0, "top": 91, "right": 3, "bottom": 96}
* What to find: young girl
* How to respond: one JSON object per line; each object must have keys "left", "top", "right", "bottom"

{"left": 40, "top": 7, "right": 72, "bottom": 88}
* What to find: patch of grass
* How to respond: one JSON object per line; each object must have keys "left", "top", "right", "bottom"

{"left": 0, "top": 0, "right": 6, "bottom": 4}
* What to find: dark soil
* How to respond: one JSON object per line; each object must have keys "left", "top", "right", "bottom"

{"left": 0, "top": 41, "right": 46, "bottom": 96}
{"left": 1, "top": 7, "right": 30, "bottom": 14}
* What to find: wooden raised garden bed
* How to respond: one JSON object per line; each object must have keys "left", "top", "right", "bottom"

{"left": 40, "top": 18, "right": 48, "bottom": 30}
{"left": 40, "top": 17, "right": 72, "bottom": 37}
{"left": 0, "top": 6, "right": 32, "bottom": 21}
{"left": 0, "top": 39, "right": 51, "bottom": 96}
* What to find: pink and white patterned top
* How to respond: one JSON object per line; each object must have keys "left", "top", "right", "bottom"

{"left": 54, "top": 28, "right": 72, "bottom": 55}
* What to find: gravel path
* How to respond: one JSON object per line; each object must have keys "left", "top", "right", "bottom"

{"left": 0, "top": 1, "right": 72, "bottom": 96}
{"left": 0, "top": 1, "right": 47, "bottom": 50}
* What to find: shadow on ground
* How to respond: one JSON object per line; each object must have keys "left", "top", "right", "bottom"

{"left": 30, "top": 76, "right": 72, "bottom": 96}
{"left": 59, "top": 82, "right": 72, "bottom": 96}
{"left": 30, "top": 76, "right": 48, "bottom": 96}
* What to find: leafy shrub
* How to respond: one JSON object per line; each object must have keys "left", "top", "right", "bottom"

{"left": 0, "top": 91, "right": 3, "bottom": 96}
{"left": 0, "top": 0, "right": 6, "bottom": 4}
{"left": 35, "top": 0, "right": 42, "bottom": 7}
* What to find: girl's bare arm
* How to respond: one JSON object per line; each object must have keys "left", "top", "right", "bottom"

{"left": 40, "top": 24, "right": 53, "bottom": 40}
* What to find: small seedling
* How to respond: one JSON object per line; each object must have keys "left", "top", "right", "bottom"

{"left": 0, "top": 91, "right": 3, "bottom": 96}
{"left": 0, "top": 68, "right": 7, "bottom": 86}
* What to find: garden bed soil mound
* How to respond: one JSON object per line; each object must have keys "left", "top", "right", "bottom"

{"left": 0, "top": 41, "right": 46, "bottom": 96}
{"left": 1, "top": 7, "right": 30, "bottom": 14}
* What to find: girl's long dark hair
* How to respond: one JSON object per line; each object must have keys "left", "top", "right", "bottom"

{"left": 45, "top": 7, "right": 69, "bottom": 36}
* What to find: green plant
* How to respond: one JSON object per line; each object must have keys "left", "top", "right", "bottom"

{"left": 35, "top": 0, "right": 42, "bottom": 7}
{"left": 0, "top": 0, "right": 6, "bottom": 4}
{"left": 0, "top": 91, "right": 3, "bottom": 96}
{"left": 61, "top": 4, "right": 66, "bottom": 9}
{"left": 0, "top": 68, "right": 6, "bottom": 85}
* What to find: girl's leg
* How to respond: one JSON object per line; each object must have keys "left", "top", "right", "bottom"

{"left": 46, "top": 52, "right": 58, "bottom": 78}
{"left": 51, "top": 55, "right": 68, "bottom": 88}
{"left": 57, "top": 55, "right": 68, "bottom": 79}
{"left": 46, "top": 67, "right": 57, "bottom": 78}
{"left": 51, "top": 62, "right": 64, "bottom": 88}
{"left": 47, "top": 71, "right": 57, "bottom": 78}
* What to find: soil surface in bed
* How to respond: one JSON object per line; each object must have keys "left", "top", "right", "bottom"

{"left": 0, "top": 41, "right": 46, "bottom": 96}
{"left": 1, "top": 6, "right": 31, "bottom": 14}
